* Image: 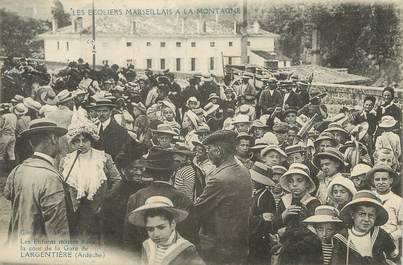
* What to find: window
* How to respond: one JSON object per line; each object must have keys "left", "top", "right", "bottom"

{"left": 176, "top": 58, "right": 181, "bottom": 71}
{"left": 160, "top": 58, "right": 165, "bottom": 70}
{"left": 190, "top": 58, "right": 196, "bottom": 71}
{"left": 210, "top": 42, "right": 215, "bottom": 47}
{"left": 209, "top": 57, "right": 215, "bottom": 70}
{"left": 57, "top": 41, "right": 60, "bottom": 50}
{"left": 102, "top": 60, "right": 109, "bottom": 65}
{"left": 191, "top": 42, "right": 196, "bottom": 47}
{"left": 160, "top": 42, "right": 166, "bottom": 47}
{"left": 126, "top": 42, "right": 132, "bottom": 47}
{"left": 176, "top": 42, "right": 181, "bottom": 47}
{"left": 146, "top": 42, "right": 151, "bottom": 47}
{"left": 228, "top": 57, "right": 232, "bottom": 65}
{"left": 284, "top": 61, "right": 287, "bottom": 67}
{"left": 229, "top": 42, "right": 233, "bottom": 47}
{"left": 146, "top": 59, "right": 152, "bottom": 69}
{"left": 66, "top": 41, "right": 69, "bottom": 51}
{"left": 247, "top": 41, "right": 251, "bottom": 46}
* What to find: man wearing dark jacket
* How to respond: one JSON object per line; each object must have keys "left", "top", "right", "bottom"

{"left": 91, "top": 98, "right": 129, "bottom": 161}
{"left": 258, "top": 78, "right": 283, "bottom": 115}
{"left": 195, "top": 130, "right": 252, "bottom": 265}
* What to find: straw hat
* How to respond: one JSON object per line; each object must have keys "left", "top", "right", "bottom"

{"left": 314, "top": 132, "right": 338, "bottom": 146}
{"left": 208, "top": 93, "right": 220, "bottom": 101}
{"left": 88, "top": 98, "right": 116, "bottom": 108}
{"left": 152, "top": 124, "right": 178, "bottom": 136}
{"left": 285, "top": 144, "right": 306, "bottom": 156}
{"left": 250, "top": 120, "right": 269, "bottom": 130}
{"left": 185, "top": 97, "right": 200, "bottom": 109}
{"left": 204, "top": 103, "right": 220, "bottom": 116}
{"left": 350, "top": 163, "right": 372, "bottom": 178}
{"left": 326, "top": 176, "right": 357, "bottom": 202}
{"left": 11, "top": 103, "right": 28, "bottom": 116}
{"left": 20, "top": 118, "right": 67, "bottom": 138}
{"left": 128, "top": 196, "right": 188, "bottom": 227}
{"left": 339, "top": 190, "right": 388, "bottom": 226}
{"left": 261, "top": 145, "right": 287, "bottom": 160}
{"left": 313, "top": 147, "right": 345, "bottom": 169}
{"left": 22, "top": 98, "right": 42, "bottom": 112}
{"left": 249, "top": 138, "right": 268, "bottom": 151}
{"left": 40, "top": 89, "right": 57, "bottom": 105}
{"left": 250, "top": 162, "right": 275, "bottom": 186}
{"left": 272, "top": 165, "right": 287, "bottom": 176}
{"left": 302, "top": 205, "right": 342, "bottom": 224}
{"left": 279, "top": 165, "right": 316, "bottom": 194}
{"left": 232, "top": 114, "right": 251, "bottom": 125}
{"left": 378, "top": 115, "right": 397, "bottom": 128}
{"left": 237, "top": 105, "right": 253, "bottom": 117}
{"left": 366, "top": 164, "right": 398, "bottom": 186}
{"left": 55, "top": 89, "right": 75, "bottom": 104}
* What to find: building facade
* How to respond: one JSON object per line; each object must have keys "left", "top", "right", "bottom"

{"left": 40, "top": 17, "right": 281, "bottom": 76}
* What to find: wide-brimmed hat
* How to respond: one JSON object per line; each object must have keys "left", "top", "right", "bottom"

{"left": 339, "top": 190, "right": 388, "bottom": 226}
{"left": 22, "top": 97, "right": 42, "bottom": 112}
{"left": 237, "top": 104, "right": 253, "bottom": 117}
{"left": 20, "top": 118, "right": 67, "bottom": 138}
{"left": 169, "top": 142, "right": 194, "bottom": 157}
{"left": 11, "top": 103, "right": 28, "bottom": 116}
{"left": 152, "top": 124, "right": 178, "bottom": 136}
{"left": 131, "top": 102, "right": 146, "bottom": 114}
{"left": 349, "top": 122, "right": 369, "bottom": 141}
{"left": 366, "top": 164, "right": 398, "bottom": 186}
{"left": 339, "top": 141, "right": 368, "bottom": 156}
{"left": 56, "top": 89, "right": 75, "bottom": 104}
{"left": 313, "top": 147, "right": 345, "bottom": 169}
{"left": 250, "top": 138, "right": 269, "bottom": 151}
{"left": 139, "top": 147, "right": 178, "bottom": 170}
{"left": 285, "top": 144, "right": 306, "bottom": 156}
{"left": 250, "top": 120, "right": 269, "bottom": 131}
{"left": 202, "top": 129, "right": 237, "bottom": 146}
{"left": 272, "top": 165, "right": 287, "bottom": 175}
{"left": 204, "top": 103, "right": 220, "bottom": 116}
{"left": 250, "top": 162, "right": 275, "bottom": 186}
{"left": 128, "top": 196, "right": 188, "bottom": 227}
{"left": 89, "top": 97, "right": 116, "bottom": 108}
{"left": 378, "top": 115, "right": 397, "bottom": 128}
{"left": 195, "top": 124, "right": 211, "bottom": 134}
{"left": 40, "top": 89, "right": 57, "bottom": 105}
{"left": 232, "top": 114, "right": 251, "bottom": 125}
{"left": 185, "top": 97, "right": 200, "bottom": 109}
{"left": 314, "top": 132, "right": 338, "bottom": 146}
{"left": 350, "top": 163, "right": 372, "bottom": 178}
{"left": 279, "top": 165, "right": 316, "bottom": 194}
{"left": 302, "top": 205, "right": 343, "bottom": 224}
{"left": 324, "top": 124, "right": 349, "bottom": 136}
{"left": 208, "top": 93, "right": 220, "bottom": 101}
{"left": 261, "top": 145, "right": 287, "bottom": 160}
{"left": 327, "top": 175, "right": 357, "bottom": 202}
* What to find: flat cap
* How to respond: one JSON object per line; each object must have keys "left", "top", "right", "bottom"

{"left": 202, "top": 129, "right": 237, "bottom": 145}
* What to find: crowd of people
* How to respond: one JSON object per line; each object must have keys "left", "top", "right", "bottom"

{"left": 0, "top": 57, "right": 402, "bottom": 265}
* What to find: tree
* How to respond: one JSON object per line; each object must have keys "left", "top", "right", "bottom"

{"left": 51, "top": 0, "right": 71, "bottom": 28}
{"left": 0, "top": 9, "right": 49, "bottom": 58}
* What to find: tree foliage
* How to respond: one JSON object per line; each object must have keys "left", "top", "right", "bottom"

{"left": 51, "top": 0, "right": 71, "bottom": 28}
{"left": 0, "top": 9, "right": 49, "bottom": 58}
{"left": 250, "top": 3, "right": 401, "bottom": 84}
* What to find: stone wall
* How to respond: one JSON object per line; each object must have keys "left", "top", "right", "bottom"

{"left": 311, "top": 82, "right": 403, "bottom": 110}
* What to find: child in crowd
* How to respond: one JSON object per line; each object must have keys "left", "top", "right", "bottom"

{"left": 260, "top": 145, "right": 287, "bottom": 168}
{"left": 326, "top": 176, "right": 357, "bottom": 211}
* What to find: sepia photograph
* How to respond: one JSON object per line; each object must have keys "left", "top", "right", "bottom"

{"left": 0, "top": 0, "right": 402, "bottom": 264}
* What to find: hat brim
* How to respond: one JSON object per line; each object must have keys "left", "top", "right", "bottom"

{"left": 128, "top": 205, "right": 189, "bottom": 227}
{"left": 88, "top": 103, "right": 116, "bottom": 109}
{"left": 339, "top": 198, "right": 388, "bottom": 226}
{"left": 367, "top": 167, "right": 398, "bottom": 185}
{"left": 138, "top": 159, "right": 178, "bottom": 170}
{"left": 152, "top": 129, "right": 178, "bottom": 136}
{"left": 250, "top": 144, "right": 268, "bottom": 151}
{"left": 12, "top": 107, "right": 28, "bottom": 116}
{"left": 20, "top": 126, "right": 67, "bottom": 138}
{"left": 313, "top": 152, "right": 345, "bottom": 169}
{"left": 302, "top": 215, "right": 343, "bottom": 224}
{"left": 279, "top": 170, "right": 316, "bottom": 194}
{"left": 208, "top": 96, "right": 220, "bottom": 101}
{"left": 40, "top": 92, "right": 57, "bottom": 105}
{"left": 314, "top": 137, "right": 338, "bottom": 146}
{"left": 379, "top": 121, "right": 397, "bottom": 128}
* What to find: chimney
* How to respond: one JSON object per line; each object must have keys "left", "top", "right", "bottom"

{"left": 202, "top": 21, "right": 207, "bottom": 33}
{"left": 51, "top": 17, "right": 58, "bottom": 33}
{"left": 130, "top": 20, "right": 137, "bottom": 34}
{"left": 74, "top": 17, "right": 83, "bottom": 33}
{"left": 196, "top": 20, "right": 200, "bottom": 34}
{"left": 253, "top": 21, "right": 259, "bottom": 34}
{"left": 233, "top": 21, "right": 238, "bottom": 34}
{"left": 181, "top": 18, "right": 185, "bottom": 34}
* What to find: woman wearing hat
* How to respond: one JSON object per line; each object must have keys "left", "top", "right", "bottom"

{"left": 302, "top": 206, "right": 344, "bottom": 265}
{"left": 261, "top": 144, "right": 287, "bottom": 168}
{"left": 250, "top": 120, "right": 269, "bottom": 140}
{"left": 128, "top": 196, "right": 205, "bottom": 265}
{"left": 327, "top": 176, "right": 357, "bottom": 211}
{"left": 152, "top": 124, "right": 178, "bottom": 149}
{"left": 60, "top": 113, "right": 121, "bottom": 242}
{"left": 248, "top": 162, "right": 277, "bottom": 265}
{"left": 332, "top": 190, "right": 398, "bottom": 265}
{"left": 368, "top": 164, "right": 403, "bottom": 252}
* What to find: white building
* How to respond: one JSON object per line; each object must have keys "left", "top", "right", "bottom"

{"left": 40, "top": 16, "right": 283, "bottom": 76}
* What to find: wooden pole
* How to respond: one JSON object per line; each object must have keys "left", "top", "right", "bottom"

{"left": 240, "top": 0, "right": 248, "bottom": 64}
{"left": 92, "top": 0, "right": 96, "bottom": 70}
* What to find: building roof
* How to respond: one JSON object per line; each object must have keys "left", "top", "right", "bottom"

{"left": 286, "top": 64, "right": 371, "bottom": 85}
{"left": 251, "top": 50, "right": 291, "bottom": 61}
{"left": 40, "top": 16, "right": 280, "bottom": 38}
